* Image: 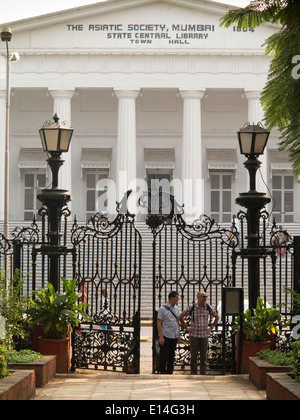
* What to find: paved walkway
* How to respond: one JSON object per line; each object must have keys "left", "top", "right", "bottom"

{"left": 34, "top": 332, "right": 266, "bottom": 401}
{"left": 34, "top": 371, "right": 266, "bottom": 400}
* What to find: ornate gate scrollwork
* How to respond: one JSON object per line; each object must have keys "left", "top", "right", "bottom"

{"left": 143, "top": 190, "right": 239, "bottom": 373}
{"left": 71, "top": 192, "right": 142, "bottom": 373}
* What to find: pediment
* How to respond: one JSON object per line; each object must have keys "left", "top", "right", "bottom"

{"left": 9, "top": 0, "right": 279, "bottom": 53}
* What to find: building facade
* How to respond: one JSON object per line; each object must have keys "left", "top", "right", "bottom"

{"left": 0, "top": 0, "right": 298, "bottom": 227}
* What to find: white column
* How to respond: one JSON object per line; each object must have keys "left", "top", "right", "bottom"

{"left": 244, "top": 90, "right": 268, "bottom": 194}
{"left": 48, "top": 89, "right": 75, "bottom": 197}
{"left": 114, "top": 89, "right": 139, "bottom": 202}
{"left": 180, "top": 89, "right": 205, "bottom": 220}
{"left": 0, "top": 90, "right": 6, "bottom": 223}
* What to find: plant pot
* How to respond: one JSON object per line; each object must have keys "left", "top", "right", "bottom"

{"left": 38, "top": 337, "right": 70, "bottom": 374}
{"left": 236, "top": 333, "right": 272, "bottom": 374}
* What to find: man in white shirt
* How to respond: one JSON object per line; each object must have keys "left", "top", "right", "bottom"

{"left": 157, "top": 291, "right": 181, "bottom": 374}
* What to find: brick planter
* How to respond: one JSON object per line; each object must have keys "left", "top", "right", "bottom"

{"left": 0, "top": 370, "right": 36, "bottom": 400}
{"left": 267, "top": 372, "right": 300, "bottom": 400}
{"left": 8, "top": 355, "right": 56, "bottom": 387}
{"left": 249, "top": 357, "right": 293, "bottom": 390}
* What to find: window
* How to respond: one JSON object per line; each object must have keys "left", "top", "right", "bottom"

{"left": 272, "top": 173, "right": 294, "bottom": 223}
{"left": 210, "top": 171, "right": 232, "bottom": 223}
{"left": 147, "top": 172, "right": 171, "bottom": 190}
{"left": 147, "top": 170, "right": 172, "bottom": 215}
{"left": 24, "top": 172, "right": 46, "bottom": 221}
{"left": 85, "top": 170, "right": 109, "bottom": 219}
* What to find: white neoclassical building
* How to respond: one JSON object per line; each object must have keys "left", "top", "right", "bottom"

{"left": 0, "top": 0, "right": 299, "bottom": 228}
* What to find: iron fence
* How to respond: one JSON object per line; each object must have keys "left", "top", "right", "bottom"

{"left": 0, "top": 190, "right": 298, "bottom": 374}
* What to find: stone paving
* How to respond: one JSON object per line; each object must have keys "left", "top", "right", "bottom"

{"left": 34, "top": 371, "right": 266, "bottom": 400}
{"left": 34, "top": 334, "right": 266, "bottom": 401}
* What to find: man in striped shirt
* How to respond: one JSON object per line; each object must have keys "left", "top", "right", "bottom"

{"left": 179, "top": 292, "right": 219, "bottom": 375}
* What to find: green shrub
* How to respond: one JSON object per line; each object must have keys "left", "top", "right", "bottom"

{"left": 0, "top": 344, "right": 10, "bottom": 379}
{"left": 258, "top": 349, "right": 294, "bottom": 366}
{"left": 7, "top": 349, "right": 42, "bottom": 364}
{"left": 0, "top": 270, "right": 30, "bottom": 346}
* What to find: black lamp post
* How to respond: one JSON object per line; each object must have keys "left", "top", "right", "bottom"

{"left": 236, "top": 122, "right": 271, "bottom": 312}
{"left": 37, "top": 113, "right": 73, "bottom": 291}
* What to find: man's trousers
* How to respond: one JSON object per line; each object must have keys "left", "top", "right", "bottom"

{"left": 159, "top": 336, "right": 178, "bottom": 374}
{"left": 190, "top": 336, "right": 208, "bottom": 375}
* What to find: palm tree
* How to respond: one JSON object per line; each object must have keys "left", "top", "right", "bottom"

{"left": 220, "top": 0, "right": 300, "bottom": 176}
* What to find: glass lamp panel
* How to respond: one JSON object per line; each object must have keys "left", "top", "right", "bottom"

{"left": 43, "top": 129, "right": 59, "bottom": 151}
{"left": 59, "top": 129, "right": 72, "bottom": 152}
{"left": 239, "top": 133, "right": 253, "bottom": 155}
{"left": 39, "top": 129, "right": 47, "bottom": 151}
{"left": 254, "top": 133, "right": 268, "bottom": 154}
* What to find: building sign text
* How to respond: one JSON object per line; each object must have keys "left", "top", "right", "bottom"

{"left": 66, "top": 23, "right": 217, "bottom": 45}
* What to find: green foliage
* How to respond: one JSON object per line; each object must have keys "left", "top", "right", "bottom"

{"left": 0, "top": 270, "right": 30, "bottom": 346}
{"left": 220, "top": 1, "right": 291, "bottom": 30}
{"left": 7, "top": 349, "right": 42, "bottom": 364}
{"left": 0, "top": 343, "right": 10, "bottom": 379}
{"left": 220, "top": 0, "right": 300, "bottom": 177}
{"left": 258, "top": 348, "right": 294, "bottom": 365}
{"left": 0, "top": 347, "right": 42, "bottom": 380}
{"left": 291, "top": 340, "right": 300, "bottom": 383}
{"left": 233, "top": 297, "right": 281, "bottom": 342}
{"left": 28, "top": 277, "right": 90, "bottom": 339}
{"left": 283, "top": 282, "right": 300, "bottom": 315}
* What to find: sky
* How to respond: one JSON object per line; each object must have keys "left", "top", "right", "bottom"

{"left": 0, "top": 0, "right": 250, "bottom": 24}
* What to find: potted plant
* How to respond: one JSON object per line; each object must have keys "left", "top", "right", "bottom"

{"left": 28, "top": 277, "right": 90, "bottom": 373}
{"left": 233, "top": 297, "right": 281, "bottom": 374}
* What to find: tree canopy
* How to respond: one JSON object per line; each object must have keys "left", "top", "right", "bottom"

{"left": 220, "top": 0, "right": 300, "bottom": 176}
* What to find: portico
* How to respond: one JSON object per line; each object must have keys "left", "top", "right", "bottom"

{"left": 1, "top": 0, "right": 298, "bottom": 225}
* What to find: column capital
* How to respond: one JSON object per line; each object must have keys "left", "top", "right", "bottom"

{"left": 114, "top": 89, "right": 140, "bottom": 100}
{"left": 48, "top": 89, "right": 75, "bottom": 100}
{"left": 243, "top": 90, "right": 261, "bottom": 101}
{"left": 179, "top": 89, "right": 206, "bottom": 100}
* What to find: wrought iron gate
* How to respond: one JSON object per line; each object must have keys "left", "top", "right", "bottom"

{"left": 70, "top": 196, "right": 142, "bottom": 373}
{"left": 232, "top": 211, "right": 299, "bottom": 353}
{"left": 146, "top": 193, "right": 239, "bottom": 374}
{"left": 0, "top": 190, "right": 298, "bottom": 374}
{"left": 147, "top": 196, "right": 299, "bottom": 374}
